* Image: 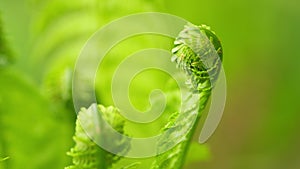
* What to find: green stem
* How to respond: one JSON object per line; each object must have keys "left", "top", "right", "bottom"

{"left": 177, "top": 94, "right": 211, "bottom": 169}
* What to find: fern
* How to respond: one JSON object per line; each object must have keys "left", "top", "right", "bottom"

{"left": 66, "top": 23, "right": 222, "bottom": 169}
{"left": 65, "top": 104, "right": 132, "bottom": 169}
{"left": 151, "top": 23, "right": 223, "bottom": 169}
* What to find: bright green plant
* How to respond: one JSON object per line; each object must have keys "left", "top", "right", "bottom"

{"left": 65, "top": 105, "right": 135, "bottom": 169}
{"left": 65, "top": 23, "right": 223, "bottom": 169}
{"left": 150, "top": 23, "right": 222, "bottom": 169}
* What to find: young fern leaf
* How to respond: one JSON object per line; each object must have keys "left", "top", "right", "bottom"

{"left": 151, "top": 23, "right": 223, "bottom": 169}
{"left": 65, "top": 104, "right": 131, "bottom": 169}
{"left": 66, "top": 23, "right": 222, "bottom": 169}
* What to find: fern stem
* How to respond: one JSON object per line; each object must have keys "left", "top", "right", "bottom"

{"left": 177, "top": 93, "right": 210, "bottom": 169}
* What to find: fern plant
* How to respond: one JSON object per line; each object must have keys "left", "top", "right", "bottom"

{"left": 65, "top": 105, "right": 134, "bottom": 169}
{"left": 150, "top": 23, "right": 222, "bottom": 169}
{"left": 66, "top": 23, "right": 223, "bottom": 169}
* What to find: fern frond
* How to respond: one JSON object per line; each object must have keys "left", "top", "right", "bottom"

{"left": 65, "top": 104, "right": 130, "bottom": 169}
{"left": 65, "top": 107, "right": 103, "bottom": 169}
{"left": 151, "top": 23, "right": 223, "bottom": 169}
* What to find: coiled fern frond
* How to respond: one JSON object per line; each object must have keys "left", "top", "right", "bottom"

{"left": 65, "top": 104, "right": 131, "bottom": 169}
{"left": 172, "top": 23, "right": 223, "bottom": 92}
{"left": 151, "top": 23, "right": 223, "bottom": 169}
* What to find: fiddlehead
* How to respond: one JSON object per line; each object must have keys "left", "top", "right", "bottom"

{"left": 65, "top": 105, "right": 130, "bottom": 169}
{"left": 151, "top": 23, "right": 223, "bottom": 169}
{"left": 172, "top": 23, "right": 222, "bottom": 92}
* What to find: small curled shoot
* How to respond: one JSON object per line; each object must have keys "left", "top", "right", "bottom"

{"left": 151, "top": 23, "right": 223, "bottom": 169}
{"left": 65, "top": 105, "right": 132, "bottom": 169}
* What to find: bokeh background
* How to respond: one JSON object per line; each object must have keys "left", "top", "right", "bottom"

{"left": 0, "top": 0, "right": 300, "bottom": 169}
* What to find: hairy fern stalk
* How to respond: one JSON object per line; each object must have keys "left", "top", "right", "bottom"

{"left": 66, "top": 23, "right": 223, "bottom": 169}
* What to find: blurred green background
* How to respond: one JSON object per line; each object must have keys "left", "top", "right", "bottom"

{"left": 0, "top": 0, "right": 300, "bottom": 169}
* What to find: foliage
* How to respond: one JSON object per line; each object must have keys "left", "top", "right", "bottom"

{"left": 2, "top": 0, "right": 298, "bottom": 169}
{"left": 65, "top": 23, "right": 223, "bottom": 169}
{"left": 150, "top": 23, "right": 222, "bottom": 169}
{"left": 65, "top": 105, "right": 132, "bottom": 169}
